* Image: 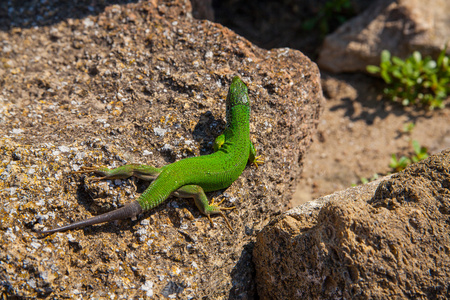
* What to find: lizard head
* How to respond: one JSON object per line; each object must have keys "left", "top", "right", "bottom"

{"left": 226, "top": 76, "right": 250, "bottom": 122}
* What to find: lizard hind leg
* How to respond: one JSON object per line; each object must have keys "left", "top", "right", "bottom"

{"left": 72, "top": 164, "right": 163, "bottom": 181}
{"left": 173, "top": 185, "right": 235, "bottom": 231}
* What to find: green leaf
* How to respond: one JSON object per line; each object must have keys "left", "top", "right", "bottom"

{"left": 418, "top": 151, "right": 428, "bottom": 160}
{"left": 381, "top": 50, "right": 391, "bottom": 63}
{"left": 403, "top": 122, "right": 415, "bottom": 133}
{"left": 404, "top": 61, "right": 413, "bottom": 76}
{"left": 430, "top": 73, "right": 438, "bottom": 85}
{"left": 424, "top": 60, "right": 437, "bottom": 70}
{"left": 380, "top": 69, "right": 392, "bottom": 83}
{"left": 412, "top": 140, "right": 421, "bottom": 154}
{"left": 398, "top": 156, "right": 411, "bottom": 166}
{"left": 392, "top": 69, "right": 402, "bottom": 79}
{"left": 437, "top": 46, "right": 447, "bottom": 67}
{"left": 366, "top": 65, "right": 381, "bottom": 73}
{"left": 412, "top": 51, "right": 422, "bottom": 64}
{"left": 392, "top": 56, "right": 404, "bottom": 66}
{"left": 442, "top": 56, "right": 449, "bottom": 69}
{"left": 435, "top": 90, "right": 446, "bottom": 99}
{"left": 389, "top": 154, "right": 398, "bottom": 168}
{"left": 405, "top": 78, "right": 415, "bottom": 87}
{"left": 431, "top": 99, "right": 445, "bottom": 109}
{"left": 380, "top": 59, "right": 392, "bottom": 70}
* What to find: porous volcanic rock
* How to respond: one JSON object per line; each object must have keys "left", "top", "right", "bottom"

{"left": 254, "top": 150, "right": 450, "bottom": 299}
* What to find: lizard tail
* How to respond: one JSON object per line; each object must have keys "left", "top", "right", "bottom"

{"left": 35, "top": 201, "right": 143, "bottom": 234}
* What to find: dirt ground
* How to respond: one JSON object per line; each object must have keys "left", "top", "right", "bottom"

{"left": 292, "top": 72, "right": 450, "bottom": 206}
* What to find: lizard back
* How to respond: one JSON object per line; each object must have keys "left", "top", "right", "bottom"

{"left": 137, "top": 76, "right": 251, "bottom": 210}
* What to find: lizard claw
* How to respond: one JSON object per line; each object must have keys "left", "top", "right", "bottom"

{"left": 208, "top": 197, "right": 235, "bottom": 231}
{"left": 252, "top": 155, "right": 264, "bottom": 168}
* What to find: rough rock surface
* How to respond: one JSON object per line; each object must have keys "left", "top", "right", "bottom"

{"left": 0, "top": 0, "right": 323, "bottom": 298}
{"left": 254, "top": 150, "right": 450, "bottom": 299}
{"left": 318, "top": 0, "right": 450, "bottom": 73}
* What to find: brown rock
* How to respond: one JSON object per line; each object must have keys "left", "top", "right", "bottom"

{"left": 254, "top": 150, "right": 450, "bottom": 299}
{"left": 318, "top": 0, "right": 450, "bottom": 73}
{"left": 0, "top": 0, "right": 323, "bottom": 299}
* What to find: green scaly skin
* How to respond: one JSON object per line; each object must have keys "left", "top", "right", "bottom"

{"left": 36, "top": 76, "right": 262, "bottom": 234}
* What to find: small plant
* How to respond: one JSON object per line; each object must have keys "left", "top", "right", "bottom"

{"left": 302, "top": 0, "right": 355, "bottom": 36}
{"left": 389, "top": 154, "right": 411, "bottom": 173}
{"left": 389, "top": 140, "right": 429, "bottom": 172}
{"left": 367, "top": 47, "right": 450, "bottom": 110}
{"left": 351, "top": 173, "right": 380, "bottom": 186}
{"left": 360, "top": 173, "right": 379, "bottom": 184}
{"left": 402, "top": 122, "right": 415, "bottom": 134}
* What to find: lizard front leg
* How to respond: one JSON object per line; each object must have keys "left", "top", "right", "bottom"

{"left": 249, "top": 141, "right": 264, "bottom": 167}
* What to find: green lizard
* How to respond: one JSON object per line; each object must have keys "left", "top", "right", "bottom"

{"left": 36, "top": 76, "right": 262, "bottom": 234}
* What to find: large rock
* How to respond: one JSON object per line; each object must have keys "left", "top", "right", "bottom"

{"left": 254, "top": 150, "right": 450, "bottom": 299}
{"left": 0, "top": 0, "right": 323, "bottom": 298}
{"left": 318, "top": 0, "right": 450, "bottom": 73}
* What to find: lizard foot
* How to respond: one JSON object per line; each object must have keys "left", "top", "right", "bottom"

{"left": 252, "top": 155, "right": 264, "bottom": 168}
{"left": 207, "top": 197, "right": 235, "bottom": 231}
